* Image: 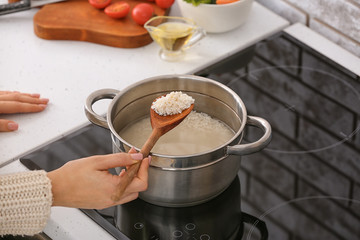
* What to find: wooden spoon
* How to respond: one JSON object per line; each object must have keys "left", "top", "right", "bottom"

{"left": 111, "top": 101, "right": 194, "bottom": 202}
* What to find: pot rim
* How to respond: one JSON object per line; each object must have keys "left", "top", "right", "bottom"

{"left": 107, "top": 74, "right": 248, "bottom": 158}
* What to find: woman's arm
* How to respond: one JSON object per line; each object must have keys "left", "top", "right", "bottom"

{"left": 0, "top": 170, "right": 52, "bottom": 236}
{"left": 0, "top": 149, "right": 150, "bottom": 236}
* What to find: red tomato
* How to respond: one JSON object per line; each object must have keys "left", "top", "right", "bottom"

{"left": 155, "top": 0, "right": 174, "bottom": 9}
{"left": 88, "top": 0, "right": 111, "bottom": 9}
{"left": 105, "top": 1, "right": 130, "bottom": 19}
{"left": 131, "top": 3, "right": 154, "bottom": 25}
{"left": 216, "top": 0, "right": 239, "bottom": 4}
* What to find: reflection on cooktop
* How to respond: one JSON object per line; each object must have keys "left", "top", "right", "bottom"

{"left": 113, "top": 176, "right": 267, "bottom": 240}
{"left": 19, "top": 31, "right": 360, "bottom": 240}
{"left": 198, "top": 32, "right": 360, "bottom": 240}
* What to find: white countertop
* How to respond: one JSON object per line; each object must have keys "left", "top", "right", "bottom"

{"left": 5, "top": 2, "right": 360, "bottom": 240}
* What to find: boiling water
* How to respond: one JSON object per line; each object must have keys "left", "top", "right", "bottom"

{"left": 119, "top": 111, "right": 235, "bottom": 155}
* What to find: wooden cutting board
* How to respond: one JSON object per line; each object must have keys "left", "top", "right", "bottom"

{"left": 33, "top": 0, "right": 168, "bottom": 48}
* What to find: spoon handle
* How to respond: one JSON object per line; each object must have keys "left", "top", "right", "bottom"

{"left": 140, "top": 127, "right": 162, "bottom": 157}
{"left": 111, "top": 161, "right": 141, "bottom": 202}
{"left": 111, "top": 128, "right": 162, "bottom": 202}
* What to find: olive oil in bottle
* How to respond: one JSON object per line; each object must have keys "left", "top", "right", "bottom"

{"left": 149, "top": 22, "right": 194, "bottom": 51}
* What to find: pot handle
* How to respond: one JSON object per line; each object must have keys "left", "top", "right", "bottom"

{"left": 84, "top": 88, "right": 120, "bottom": 129}
{"left": 227, "top": 116, "right": 272, "bottom": 155}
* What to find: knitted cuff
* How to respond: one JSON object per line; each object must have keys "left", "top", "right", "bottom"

{"left": 0, "top": 170, "right": 52, "bottom": 236}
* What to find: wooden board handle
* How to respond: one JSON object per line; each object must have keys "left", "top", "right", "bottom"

{"left": 33, "top": 0, "right": 168, "bottom": 48}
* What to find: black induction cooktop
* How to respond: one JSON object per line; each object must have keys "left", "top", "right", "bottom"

{"left": 20, "top": 31, "right": 360, "bottom": 240}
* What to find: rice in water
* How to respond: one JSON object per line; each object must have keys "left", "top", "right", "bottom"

{"left": 119, "top": 111, "right": 235, "bottom": 155}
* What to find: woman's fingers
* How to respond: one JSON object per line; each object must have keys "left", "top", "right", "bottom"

{"left": 137, "top": 155, "right": 150, "bottom": 183}
{"left": 128, "top": 147, "right": 137, "bottom": 154}
{"left": 0, "top": 91, "right": 18, "bottom": 95}
{"left": 78, "top": 150, "right": 150, "bottom": 207}
{"left": 126, "top": 156, "right": 150, "bottom": 192}
{"left": 0, "top": 93, "right": 48, "bottom": 104}
{"left": 94, "top": 151, "right": 143, "bottom": 170}
{"left": 0, "top": 119, "right": 18, "bottom": 132}
{"left": 0, "top": 92, "right": 48, "bottom": 114}
{"left": 0, "top": 91, "right": 48, "bottom": 131}
{"left": 0, "top": 101, "right": 48, "bottom": 114}
{"left": 0, "top": 91, "right": 41, "bottom": 99}
{"left": 113, "top": 192, "right": 139, "bottom": 206}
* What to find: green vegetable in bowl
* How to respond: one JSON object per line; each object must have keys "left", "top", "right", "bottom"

{"left": 183, "top": 0, "right": 216, "bottom": 6}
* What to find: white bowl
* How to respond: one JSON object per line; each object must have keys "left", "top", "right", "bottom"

{"left": 177, "top": 0, "right": 253, "bottom": 33}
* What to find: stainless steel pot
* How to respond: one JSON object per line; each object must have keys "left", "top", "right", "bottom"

{"left": 85, "top": 75, "right": 271, "bottom": 207}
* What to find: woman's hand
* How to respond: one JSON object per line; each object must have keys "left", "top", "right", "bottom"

{"left": 0, "top": 91, "right": 49, "bottom": 132}
{"left": 47, "top": 148, "right": 150, "bottom": 209}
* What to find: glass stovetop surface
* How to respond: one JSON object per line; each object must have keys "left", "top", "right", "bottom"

{"left": 20, "top": 32, "right": 360, "bottom": 240}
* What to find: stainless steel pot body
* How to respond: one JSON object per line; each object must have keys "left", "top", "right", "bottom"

{"left": 85, "top": 75, "right": 271, "bottom": 207}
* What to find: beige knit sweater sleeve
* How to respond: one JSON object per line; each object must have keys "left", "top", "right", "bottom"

{"left": 0, "top": 170, "right": 52, "bottom": 236}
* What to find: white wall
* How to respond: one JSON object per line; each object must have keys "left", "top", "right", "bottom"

{"left": 256, "top": 0, "right": 360, "bottom": 57}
